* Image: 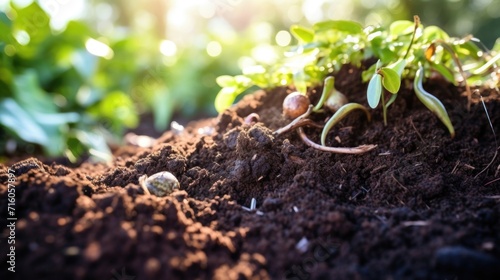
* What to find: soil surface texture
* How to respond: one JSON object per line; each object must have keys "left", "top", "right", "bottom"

{"left": 1, "top": 64, "right": 500, "bottom": 280}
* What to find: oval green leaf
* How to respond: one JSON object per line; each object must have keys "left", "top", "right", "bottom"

{"left": 422, "top": 25, "right": 450, "bottom": 41}
{"left": 379, "top": 67, "right": 401, "bottom": 94}
{"left": 387, "top": 59, "right": 407, "bottom": 76}
{"left": 290, "top": 25, "right": 315, "bottom": 43}
{"left": 367, "top": 74, "right": 382, "bottom": 109}
{"left": 389, "top": 20, "right": 414, "bottom": 36}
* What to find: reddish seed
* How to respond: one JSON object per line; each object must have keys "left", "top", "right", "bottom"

{"left": 282, "top": 92, "right": 310, "bottom": 119}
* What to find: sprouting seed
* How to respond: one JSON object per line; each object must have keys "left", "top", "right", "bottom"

{"left": 283, "top": 92, "right": 311, "bottom": 119}
{"left": 139, "top": 171, "right": 180, "bottom": 197}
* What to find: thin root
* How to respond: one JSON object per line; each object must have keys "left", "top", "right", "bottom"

{"left": 274, "top": 105, "right": 314, "bottom": 135}
{"left": 297, "top": 127, "right": 377, "bottom": 154}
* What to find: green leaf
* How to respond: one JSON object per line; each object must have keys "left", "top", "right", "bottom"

{"left": 389, "top": 20, "right": 415, "bottom": 37}
{"left": 414, "top": 66, "right": 455, "bottom": 138}
{"left": 91, "top": 91, "right": 138, "bottom": 133}
{"left": 492, "top": 38, "right": 500, "bottom": 53}
{"left": 0, "top": 98, "right": 50, "bottom": 146}
{"left": 214, "top": 87, "right": 241, "bottom": 113}
{"left": 11, "top": 2, "right": 51, "bottom": 58}
{"left": 430, "top": 62, "right": 457, "bottom": 84}
{"left": 321, "top": 103, "right": 371, "bottom": 146}
{"left": 290, "top": 25, "right": 314, "bottom": 43}
{"left": 379, "top": 67, "right": 401, "bottom": 94}
{"left": 74, "top": 129, "right": 112, "bottom": 163}
{"left": 422, "top": 26, "right": 450, "bottom": 42}
{"left": 0, "top": 98, "right": 71, "bottom": 155}
{"left": 151, "top": 86, "right": 174, "bottom": 131}
{"left": 216, "top": 75, "right": 236, "bottom": 87}
{"left": 367, "top": 74, "right": 382, "bottom": 108}
{"left": 471, "top": 52, "right": 500, "bottom": 75}
{"left": 386, "top": 59, "right": 407, "bottom": 76}
{"left": 313, "top": 20, "right": 364, "bottom": 35}
{"left": 13, "top": 70, "right": 57, "bottom": 113}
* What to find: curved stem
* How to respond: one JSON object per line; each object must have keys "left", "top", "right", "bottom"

{"left": 313, "top": 76, "right": 335, "bottom": 112}
{"left": 298, "top": 127, "right": 377, "bottom": 154}
{"left": 274, "top": 105, "right": 314, "bottom": 135}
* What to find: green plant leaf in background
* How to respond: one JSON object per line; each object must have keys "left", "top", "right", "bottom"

{"left": 151, "top": 86, "right": 174, "bottom": 131}
{"left": 89, "top": 91, "right": 138, "bottom": 134}
{"left": 313, "top": 20, "right": 364, "bottom": 35}
{"left": 290, "top": 25, "right": 314, "bottom": 43}
{"left": 389, "top": 20, "right": 415, "bottom": 37}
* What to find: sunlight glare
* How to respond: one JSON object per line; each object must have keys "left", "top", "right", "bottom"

{"left": 275, "top": 30, "right": 291, "bottom": 46}
{"left": 85, "top": 38, "right": 113, "bottom": 59}
{"left": 160, "top": 40, "right": 177, "bottom": 57}
{"left": 206, "top": 41, "right": 222, "bottom": 57}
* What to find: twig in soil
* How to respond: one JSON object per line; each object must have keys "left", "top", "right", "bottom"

{"left": 475, "top": 94, "right": 498, "bottom": 179}
{"left": 241, "top": 198, "right": 264, "bottom": 215}
{"left": 451, "top": 160, "right": 460, "bottom": 174}
{"left": 402, "top": 221, "right": 429, "bottom": 227}
{"left": 297, "top": 127, "right": 377, "bottom": 154}
{"left": 484, "top": 178, "right": 500, "bottom": 186}
{"left": 391, "top": 174, "right": 408, "bottom": 191}
{"left": 410, "top": 118, "right": 425, "bottom": 143}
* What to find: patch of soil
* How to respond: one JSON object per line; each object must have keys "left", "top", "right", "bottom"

{"left": 1, "top": 64, "right": 500, "bottom": 280}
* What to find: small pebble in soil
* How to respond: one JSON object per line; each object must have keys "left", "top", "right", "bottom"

{"left": 139, "top": 171, "right": 180, "bottom": 197}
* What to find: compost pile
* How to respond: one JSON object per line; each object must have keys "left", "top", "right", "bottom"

{"left": 1, "top": 64, "right": 500, "bottom": 280}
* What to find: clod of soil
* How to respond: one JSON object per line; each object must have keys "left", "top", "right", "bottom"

{"left": 1, "top": 64, "right": 500, "bottom": 280}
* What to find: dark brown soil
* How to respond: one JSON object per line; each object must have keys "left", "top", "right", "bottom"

{"left": 1, "top": 64, "right": 500, "bottom": 280}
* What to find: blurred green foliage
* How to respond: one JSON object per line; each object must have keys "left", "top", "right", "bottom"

{"left": 0, "top": 0, "right": 498, "bottom": 162}
{"left": 0, "top": 0, "right": 243, "bottom": 161}
{"left": 0, "top": 2, "right": 111, "bottom": 161}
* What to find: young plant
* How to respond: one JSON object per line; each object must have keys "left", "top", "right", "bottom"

{"left": 276, "top": 77, "right": 376, "bottom": 154}
{"left": 216, "top": 16, "right": 499, "bottom": 152}
{"left": 365, "top": 16, "right": 465, "bottom": 137}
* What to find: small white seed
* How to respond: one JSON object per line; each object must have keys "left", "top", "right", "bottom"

{"left": 139, "top": 171, "right": 180, "bottom": 197}
{"left": 324, "top": 89, "right": 348, "bottom": 112}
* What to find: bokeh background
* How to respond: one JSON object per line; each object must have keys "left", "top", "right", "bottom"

{"left": 1, "top": 0, "right": 499, "bottom": 161}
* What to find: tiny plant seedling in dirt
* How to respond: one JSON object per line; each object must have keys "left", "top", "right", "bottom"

{"left": 215, "top": 16, "right": 500, "bottom": 154}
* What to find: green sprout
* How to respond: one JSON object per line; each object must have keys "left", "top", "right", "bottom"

{"left": 216, "top": 16, "right": 499, "bottom": 153}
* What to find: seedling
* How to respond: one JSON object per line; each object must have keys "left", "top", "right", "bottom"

{"left": 276, "top": 79, "right": 376, "bottom": 154}
{"left": 216, "top": 16, "right": 500, "bottom": 153}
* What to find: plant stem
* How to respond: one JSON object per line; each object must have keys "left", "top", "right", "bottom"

{"left": 381, "top": 91, "right": 387, "bottom": 126}
{"left": 298, "top": 127, "right": 377, "bottom": 154}
{"left": 403, "top": 15, "right": 421, "bottom": 60}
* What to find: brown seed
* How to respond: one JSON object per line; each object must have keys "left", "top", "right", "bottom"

{"left": 282, "top": 92, "right": 310, "bottom": 119}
